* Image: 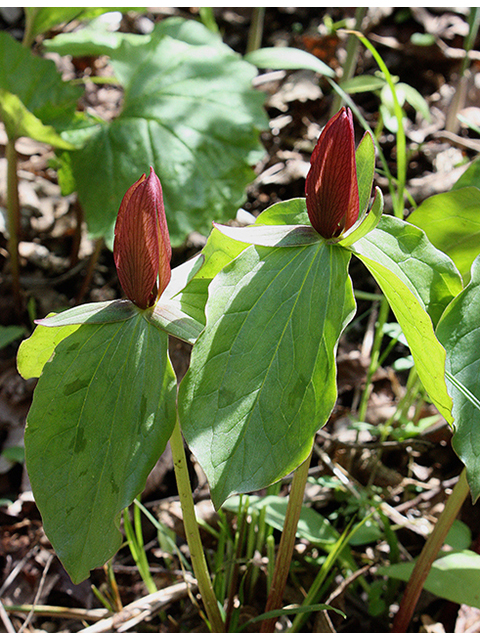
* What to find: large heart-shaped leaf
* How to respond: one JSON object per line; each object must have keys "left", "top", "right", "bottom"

{"left": 24, "top": 314, "right": 177, "bottom": 583}
{"left": 437, "top": 255, "right": 480, "bottom": 500}
{"left": 65, "top": 18, "right": 267, "bottom": 246}
{"left": 179, "top": 240, "right": 355, "bottom": 507}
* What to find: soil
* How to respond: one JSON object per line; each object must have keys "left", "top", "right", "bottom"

{"left": 1, "top": 6, "right": 480, "bottom": 633}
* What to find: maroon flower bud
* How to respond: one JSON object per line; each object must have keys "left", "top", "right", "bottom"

{"left": 305, "top": 107, "right": 360, "bottom": 239}
{"left": 113, "top": 167, "right": 171, "bottom": 309}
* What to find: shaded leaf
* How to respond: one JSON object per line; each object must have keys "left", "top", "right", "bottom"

{"left": 379, "top": 551, "right": 480, "bottom": 609}
{"left": 437, "top": 255, "right": 480, "bottom": 500}
{"left": 25, "top": 315, "right": 177, "bottom": 583}
{"left": 352, "top": 217, "right": 462, "bottom": 423}
{"left": 68, "top": 19, "right": 268, "bottom": 246}
{"left": 179, "top": 242, "right": 355, "bottom": 507}
{"left": 0, "top": 31, "right": 82, "bottom": 134}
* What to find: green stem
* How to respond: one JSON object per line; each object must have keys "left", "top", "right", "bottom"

{"left": 246, "top": 7, "right": 265, "bottom": 54}
{"left": 169, "top": 420, "right": 224, "bottom": 633}
{"left": 354, "top": 34, "right": 406, "bottom": 218}
{"left": 6, "top": 136, "right": 21, "bottom": 313}
{"left": 260, "top": 449, "right": 313, "bottom": 633}
{"left": 357, "top": 296, "right": 390, "bottom": 422}
{"left": 392, "top": 468, "right": 470, "bottom": 633}
{"left": 330, "top": 7, "right": 368, "bottom": 116}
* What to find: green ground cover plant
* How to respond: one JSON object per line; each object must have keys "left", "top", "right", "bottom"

{"left": 3, "top": 6, "right": 480, "bottom": 633}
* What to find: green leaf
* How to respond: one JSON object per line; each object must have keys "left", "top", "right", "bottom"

{"left": 454, "top": 157, "right": 480, "bottom": 188}
{"left": 339, "top": 186, "right": 383, "bottom": 246}
{"left": 355, "top": 130, "right": 376, "bottom": 219}
{"left": 353, "top": 216, "right": 463, "bottom": 327}
{"left": 352, "top": 216, "right": 462, "bottom": 424}
{"left": 25, "top": 314, "right": 176, "bottom": 583}
{"left": 179, "top": 242, "right": 355, "bottom": 507}
{"left": 245, "top": 46, "right": 335, "bottom": 77}
{"left": 0, "top": 89, "right": 76, "bottom": 148}
{"left": 17, "top": 322, "right": 80, "bottom": 380}
{"left": 24, "top": 7, "right": 139, "bottom": 42}
{"left": 0, "top": 31, "right": 82, "bottom": 135}
{"left": 378, "top": 551, "right": 480, "bottom": 609}
{"left": 42, "top": 11, "right": 148, "bottom": 57}
{"left": 36, "top": 300, "right": 137, "bottom": 327}
{"left": 396, "top": 82, "right": 431, "bottom": 122}
{"left": 0, "top": 325, "right": 25, "bottom": 349}
{"left": 213, "top": 223, "right": 320, "bottom": 247}
{"left": 254, "top": 198, "right": 309, "bottom": 226}
{"left": 437, "top": 255, "right": 480, "bottom": 500}
{"left": 339, "top": 74, "right": 387, "bottom": 94}
{"left": 171, "top": 227, "right": 248, "bottom": 326}
{"left": 147, "top": 302, "right": 204, "bottom": 345}
{"left": 408, "top": 187, "right": 480, "bottom": 280}
{"left": 174, "top": 200, "right": 312, "bottom": 328}
{"left": 68, "top": 19, "right": 267, "bottom": 246}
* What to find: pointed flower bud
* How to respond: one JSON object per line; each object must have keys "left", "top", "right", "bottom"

{"left": 305, "top": 107, "right": 360, "bottom": 239}
{"left": 113, "top": 167, "right": 171, "bottom": 309}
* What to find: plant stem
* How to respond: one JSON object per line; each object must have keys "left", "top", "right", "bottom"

{"left": 169, "top": 420, "right": 224, "bottom": 633}
{"left": 260, "top": 449, "right": 313, "bottom": 633}
{"left": 391, "top": 468, "right": 470, "bottom": 633}
{"left": 330, "top": 7, "right": 368, "bottom": 116}
{"left": 6, "top": 136, "right": 21, "bottom": 313}
{"left": 357, "top": 295, "right": 390, "bottom": 422}
{"left": 246, "top": 7, "right": 265, "bottom": 54}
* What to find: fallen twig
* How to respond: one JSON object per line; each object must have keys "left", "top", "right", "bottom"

{"left": 78, "top": 577, "right": 197, "bottom": 633}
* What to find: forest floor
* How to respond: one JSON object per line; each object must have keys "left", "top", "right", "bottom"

{"left": 1, "top": 6, "right": 480, "bottom": 633}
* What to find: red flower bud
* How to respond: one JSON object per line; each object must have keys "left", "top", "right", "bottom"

{"left": 305, "top": 107, "right": 359, "bottom": 239}
{"left": 113, "top": 167, "right": 171, "bottom": 309}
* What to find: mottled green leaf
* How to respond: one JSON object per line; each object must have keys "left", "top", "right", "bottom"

{"left": 68, "top": 19, "right": 267, "bottom": 246}
{"left": 179, "top": 241, "right": 355, "bottom": 507}
{"left": 25, "top": 316, "right": 176, "bottom": 582}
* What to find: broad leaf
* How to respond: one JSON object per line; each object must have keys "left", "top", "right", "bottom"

{"left": 17, "top": 322, "right": 79, "bottom": 380}
{"left": 407, "top": 187, "right": 480, "bottom": 280}
{"left": 453, "top": 157, "right": 480, "bottom": 191}
{"left": 352, "top": 216, "right": 462, "bottom": 424}
{"left": 437, "top": 255, "right": 480, "bottom": 500}
{"left": 36, "top": 299, "right": 137, "bottom": 327}
{"left": 0, "top": 31, "right": 82, "bottom": 136}
{"left": 25, "top": 314, "right": 177, "bottom": 583}
{"left": 0, "top": 89, "right": 75, "bottom": 148}
{"left": 213, "top": 223, "right": 320, "bottom": 247}
{"left": 379, "top": 551, "right": 480, "bottom": 609}
{"left": 179, "top": 241, "right": 356, "bottom": 507}
{"left": 353, "top": 216, "right": 463, "bottom": 327}
{"left": 254, "top": 198, "right": 309, "bottom": 226}
{"left": 67, "top": 19, "right": 267, "bottom": 246}
{"left": 171, "top": 226, "right": 249, "bottom": 325}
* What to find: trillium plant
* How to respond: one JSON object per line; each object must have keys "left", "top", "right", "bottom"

{"left": 17, "top": 106, "right": 477, "bottom": 631}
